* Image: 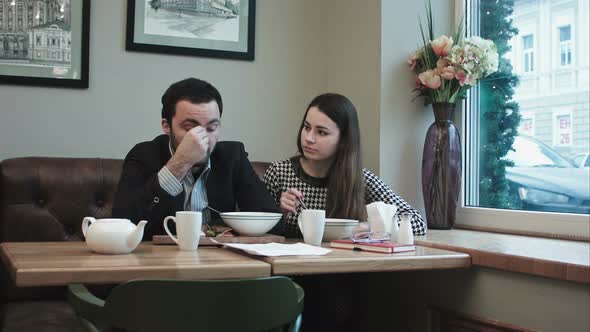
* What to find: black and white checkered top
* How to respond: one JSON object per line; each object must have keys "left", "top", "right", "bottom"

{"left": 263, "top": 157, "right": 427, "bottom": 238}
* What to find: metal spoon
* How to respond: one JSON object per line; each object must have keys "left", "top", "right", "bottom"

{"left": 207, "top": 205, "right": 222, "bottom": 214}
{"left": 298, "top": 198, "right": 308, "bottom": 210}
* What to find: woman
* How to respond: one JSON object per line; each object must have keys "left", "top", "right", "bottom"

{"left": 263, "top": 93, "right": 427, "bottom": 238}
{"left": 264, "top": 93, "right": 426, "bottom": 331}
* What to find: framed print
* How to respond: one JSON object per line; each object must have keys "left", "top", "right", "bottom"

{"left": 0, "top": 0, "right": 90, "bottom": 89}
{"left": 126, "top": 0, "right": 255, "bottom": 61}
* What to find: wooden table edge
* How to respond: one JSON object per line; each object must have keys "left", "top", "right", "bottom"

{"left": 12, "top": 263, "right": 272, "bottom": 287}
{"left": 264, "top": 246, "right": 471, "bottom": 276}
{"left": 0, "top": 243, "right": 19, "bottom": 284}
{"left": 0, "top": 242, "right": 273, "bottom": 287}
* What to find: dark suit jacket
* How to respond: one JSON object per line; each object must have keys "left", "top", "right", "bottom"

{"left": 112, "top": 134, "right": 279, "bottom": 240}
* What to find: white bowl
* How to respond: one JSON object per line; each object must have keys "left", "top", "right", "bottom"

{"left": 325, "top": 218, "right": 358, "bottom": 225}
{"left": 220, "top": 212, "right": 280, "bottom": 219}
{"left": 220, "top": 212, "right": 282, "bottom": 236}
{"left": 322, "top": 218, "right": 358, "bottom": 241}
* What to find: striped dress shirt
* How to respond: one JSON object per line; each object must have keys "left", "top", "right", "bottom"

{"left": 157, "top": 145, "right": 211, "bottom": 222}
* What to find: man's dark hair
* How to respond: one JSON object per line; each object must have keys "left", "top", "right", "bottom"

{"left": 161, "top": 78, "right": 223, "bottom": 124}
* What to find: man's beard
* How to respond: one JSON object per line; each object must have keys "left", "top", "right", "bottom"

{"left": 169, "top": 128, "right": 213, "bottom": 167}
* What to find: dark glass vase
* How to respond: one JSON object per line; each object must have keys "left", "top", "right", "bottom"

{"left": 422, "top": 102, "right": 462, "bottom": 229}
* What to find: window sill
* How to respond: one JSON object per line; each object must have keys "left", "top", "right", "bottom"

{"left": 415, "top": 229, "right": 589, "bottom": 283}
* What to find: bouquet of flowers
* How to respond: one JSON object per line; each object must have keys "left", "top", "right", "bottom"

{"left": 409, "top": 5, "right": 499, "bottom": 105}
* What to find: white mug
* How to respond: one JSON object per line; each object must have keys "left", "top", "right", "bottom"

{"left": 163, "top": 211, "right": 202, "bottom": 251}
{"left": 297, "top": 210, "right": 326, "bottom": 246}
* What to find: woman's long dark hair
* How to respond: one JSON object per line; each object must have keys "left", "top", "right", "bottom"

{"left": 296, "top": 93, "right": 367, "bottom": 222}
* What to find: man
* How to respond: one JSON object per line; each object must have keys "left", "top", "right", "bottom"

{"left": 112, "top": 78, "right": 278, "bottom": 240}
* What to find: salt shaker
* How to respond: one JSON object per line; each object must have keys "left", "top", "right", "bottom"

{"left": 397, "top": 214, "right": 414, "bottom": 245}
{"left": 389, "top": 214, "right": 399, "bottom": 243}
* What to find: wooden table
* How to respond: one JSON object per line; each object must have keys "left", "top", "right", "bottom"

{"left": 0, "top": 242, "right": 271, "bottom": 287}
{"left": 0, "top": 242, "right": 471, "bottom": 287}
{"left": 263, "top": 244, "right": 471, "bottom": 275}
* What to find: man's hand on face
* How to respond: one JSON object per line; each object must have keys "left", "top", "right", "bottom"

{"left": 166, "top": 126, "right": 209, "bottom": 180}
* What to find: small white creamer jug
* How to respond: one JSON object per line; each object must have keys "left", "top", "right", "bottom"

{"left": 397, "top": 214, "right": 414, "bottom": 245}
{"left": 390, "top": 214, "right": 399, "bottom": 243}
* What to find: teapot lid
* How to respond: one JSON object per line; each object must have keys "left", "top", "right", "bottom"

{"left": 94, "top": 218, "right": 131, "bottom": 223}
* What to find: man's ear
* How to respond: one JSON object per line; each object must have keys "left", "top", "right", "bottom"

{"left": 161, "top": 119, "right": 171, "bottom": 135}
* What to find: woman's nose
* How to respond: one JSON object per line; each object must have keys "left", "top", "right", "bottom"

{"left": 305, "top": 131, "right": 315, "bottom": 143}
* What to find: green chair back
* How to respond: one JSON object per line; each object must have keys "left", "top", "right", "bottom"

{"left": 68, "top": 277, "right": 303, "bottom": 332}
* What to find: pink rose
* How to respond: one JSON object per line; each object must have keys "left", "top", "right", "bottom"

{"left": 455, "top": 70, "right": 467, "bottom": 85}
{"left": 415, "top": 77, "right": 424, "bottom": 88}
{"left": 436, "top": 58, "right": 450, "bottom": 69}
{"left": 431, "top": 36, "right": 453, "bottom": 57}
{"left": 419, "top": 70, "right": 441, "bottom": 89}
{"left": 440, "top": 66, "right": 456, "bottom": 80}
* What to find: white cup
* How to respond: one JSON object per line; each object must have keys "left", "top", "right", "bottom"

{"left": 163, "top": 211, "right": 202, "bottom": 251}
{"left": 297, "top": 209, "right": 326, "bottom": 246}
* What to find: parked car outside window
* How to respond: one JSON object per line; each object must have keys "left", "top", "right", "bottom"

{"left": 505, "top": 136, "right": 590, "bottom": 214}
{"left": 571, "top": 153, "right": 590, "bottom": 168}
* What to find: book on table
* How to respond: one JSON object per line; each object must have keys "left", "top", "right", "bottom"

{"left": 330, "top": 239, "right": 415, "bottom": 253}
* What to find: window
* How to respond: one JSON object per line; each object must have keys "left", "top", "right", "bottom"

{"left": 17, "top": 3, "right": 22, "bottom": 29}
{"left": 27, "top": 3, "right": 32, "bottom": 25}
{"left": 522, "top": 34, "right": 534, "bottom": 72}
{"left": 8, "top": 7, "right": 13, "bottom": 30}
{"left": 559, "top": 25, "right": 573, "bottom": 66}
{"left": 459, "top": 0, "right": 589, "bottom": 238}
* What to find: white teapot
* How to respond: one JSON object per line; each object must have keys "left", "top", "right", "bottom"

{"left": 82, "top": 217, "right": 148, "bottom": 254}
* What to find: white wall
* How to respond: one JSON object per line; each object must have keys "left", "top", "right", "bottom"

{"left": 379, "top": 0, "right": 455, "bottom": 213}
{"left": 322, "top": 0, "right": 382, "bottom": 173}
{"left": 0, "top": 0, "right": 328, "bottom": 162}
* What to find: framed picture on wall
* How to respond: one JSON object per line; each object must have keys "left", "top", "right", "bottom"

{"left": 0, "top": 0, "right": 90, "bottom": 89}
{"left": 126, "top": 0, "right": 255, "bottom": 61}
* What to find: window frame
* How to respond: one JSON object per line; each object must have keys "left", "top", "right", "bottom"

{"left": 558, "top": 25, "right": 573, "bottom": 67}
{"left": 454, "top": 0, "right": 589, "bottom": 240}
{"left": 522, "top": 34, "right": 535, "bottom": 73}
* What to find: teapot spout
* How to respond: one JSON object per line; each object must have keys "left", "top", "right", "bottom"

{"left": 127, "top": 220, "right": 148, "bottom": 250}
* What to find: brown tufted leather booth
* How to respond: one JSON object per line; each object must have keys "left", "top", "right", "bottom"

{"left": 0, "top": 157, "right": 123, "bottom": 332}
{"left": 0, "top": 158, "right": 123, "bottom": 243}
{"left": 0, "top": 157, "right": 271, "bottom": 331}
